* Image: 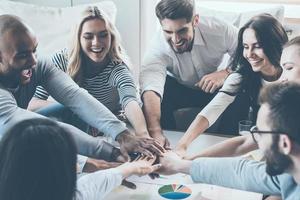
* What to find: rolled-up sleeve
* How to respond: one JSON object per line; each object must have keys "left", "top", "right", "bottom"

{"left": 199, "top": 73, "right": 242, "bottom": 126}
{"left": 140, "top": 31, "right": 171, "bottom": 98}
{"left": 190, "top": 157, "right": 281, "bottom": 196}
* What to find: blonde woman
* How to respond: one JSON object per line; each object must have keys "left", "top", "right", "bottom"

{"left": 30, "top": 6, "right": 150, "bottom": 138}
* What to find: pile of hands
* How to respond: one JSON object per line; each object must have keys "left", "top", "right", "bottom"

{"left": 84, "top": 131, "right": 191, "bottom": 189}
{"left": 113, "top": 132, "right": 190, "bottom": 189}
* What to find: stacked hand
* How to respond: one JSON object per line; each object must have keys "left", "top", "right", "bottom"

{"left": 150, "top": 130, "right": 171, "bottom": 150}
{"left": 157, "top": 151, "right": 185, "bottom": 175}
{"left": 116, "top": 131, "right": 165, "bottom": 161}
{"left": 118, "top": 155, "right": 161, "bottom": 178}
{"left": 174, "top": 146, "right": 188, "bottom": 158}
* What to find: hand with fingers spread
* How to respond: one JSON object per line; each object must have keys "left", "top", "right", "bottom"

{"left": 116, "top": 131, "right": 165, "bottom": 161}
{"left": 117, "top": 155, "right": 162, "bottom": 178}
{"left": 195, "top": 69, "right": 229, "bottom": 93}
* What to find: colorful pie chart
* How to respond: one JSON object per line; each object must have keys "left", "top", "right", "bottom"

{"left": 158, "top": 184, "right": 192, "bottom": 199}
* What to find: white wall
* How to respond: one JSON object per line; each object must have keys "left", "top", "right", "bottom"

{"left": 75, "top": 0, "right": 140, "bottom": 78}
{"left": 7, "top": 0, "right": 300, "bottom": 73}
{"left": 9, "top": 0, "right": 141, "bottom": 79}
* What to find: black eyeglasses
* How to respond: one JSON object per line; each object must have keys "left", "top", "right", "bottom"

{"left": 250, "top": 125, "right": 283, "bottom": 143}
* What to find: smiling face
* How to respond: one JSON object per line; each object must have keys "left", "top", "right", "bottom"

{"left": 161, "top": 16, "right": 198, "bottom": 54}
{"left": 80, "top": 18, "right": 111, "bottom": 64}
{"left": 242, "top": 28, "right": 273, "bottom": 74}
{"left": 280, "top": 45, "right": 300, "bottom": 84}
{"left": 0, "top": 30, "right": 38, "bottom": 88}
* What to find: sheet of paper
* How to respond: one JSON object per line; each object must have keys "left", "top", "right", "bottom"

{"left": 127, "top": 173, "right": 194, "bottom": 185}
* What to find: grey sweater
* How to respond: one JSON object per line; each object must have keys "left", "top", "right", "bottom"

{"left": 0, "top": 58, "right": 127, "bottom": 160}
{"left": 190, "top": 157, "right": 300, "bottom": 200}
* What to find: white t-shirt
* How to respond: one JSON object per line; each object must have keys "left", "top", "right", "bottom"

{"left": 199, "top": 72, "right": 278, "bottom": 127}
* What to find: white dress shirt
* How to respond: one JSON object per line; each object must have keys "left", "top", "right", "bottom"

{"left": 140, "top": 16, "right": 238, "bottom": 98}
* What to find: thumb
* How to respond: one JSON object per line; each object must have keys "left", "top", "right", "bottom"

{"left": 164, "top": 139, "right": 171, "bottom": 150}
{"left": 151, "top": 163, "right": 162, "bottom": 172}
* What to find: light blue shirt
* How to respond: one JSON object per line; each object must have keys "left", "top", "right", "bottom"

{"left": 190, "top": 157, "right": 300, "bottom": 200}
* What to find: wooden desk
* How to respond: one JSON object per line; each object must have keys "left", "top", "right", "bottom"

{"left": 105, "top": 130, "right": 263, "bottom": 200}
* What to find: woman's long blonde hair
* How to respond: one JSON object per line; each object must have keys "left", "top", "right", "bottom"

{"left": 68, "top": 6, "right": 131, "bottom": 85}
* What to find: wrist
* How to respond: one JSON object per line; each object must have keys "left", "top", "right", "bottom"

{"left": 224, "top": 68, "right": 231, "bottom": 77}
{"left": 148, "top": 127, "right": 163, "bottom": 136}
{"left": 116, "top": 130, "right": 131, "bottom": 143}
{"left": 117, "top": 162, "right": 134, "bottom": 178}
{"left": 175, "top": 160, "right": 192, "bottom": 174}
{"left": 176, "top": 143, "right": 188, "bottom": 151}
{"left": 136, "top": 130, "right": 150, "bottom": 138}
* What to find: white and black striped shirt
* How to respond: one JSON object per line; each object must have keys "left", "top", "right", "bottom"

{"left": 34, "top": 49, "right": 140, "bottom": 112}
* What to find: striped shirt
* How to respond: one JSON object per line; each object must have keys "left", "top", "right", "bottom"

{"left": 34, "top": 49, "right": 140, "bottom": 112}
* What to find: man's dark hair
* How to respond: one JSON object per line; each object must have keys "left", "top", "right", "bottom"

{"left": 155, "top": 0, "right": 195, "bottom": 22}
{"left": 259, "top": 83, "right": 300, "bottom": 145}
{"left": 0, "top": 118, "right": 77, "bottom": 200}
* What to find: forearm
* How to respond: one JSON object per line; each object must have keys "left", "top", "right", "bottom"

{"left": 43, "top": 66, "right": 127, "bottom": 140}
{"left": 188, "top": 135, "right": 257, "bottom": 159}
{"left": 27, "top": 97, "right": 55, "bottom": 111}
{"left": 190, "top": 158, "right": 281, "bottom": 195}
{"left": 82, "top": 158, "right": 121, "bottom": 173}
{"left": 142, "top": 91, "right": 163, "bottom": 135}
{"left": 177, "top": 115, "right": 209, "bottom": 150}
{"left": 59, "top": 122, "right": 115, "bottom": 160}
{"left": 124, "top": 100, "right": 149, "bottom": 137}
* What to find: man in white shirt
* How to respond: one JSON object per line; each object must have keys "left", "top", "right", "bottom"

{"left": 140, "top": 0, "right": 242, "bottom": 147}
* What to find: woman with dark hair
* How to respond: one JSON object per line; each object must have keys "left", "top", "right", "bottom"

{"left": 0, "top": 118, "right": 160, "bottom": 200}
{"left": 176, "top": 14, "right": 288, "bottom": 157}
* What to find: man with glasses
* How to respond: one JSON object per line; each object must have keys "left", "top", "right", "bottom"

{"left": 140, "top": 0, "right": 246, "bottom": 147}
{"left": 158, "top": 83, "right": 300, "bottom": 199}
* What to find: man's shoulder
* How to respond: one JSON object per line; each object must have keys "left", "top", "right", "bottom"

{"left": 276, "top": 173, "right": 300, "bottom": 200}
{"left": 197, "top": 15, "right": 235, "bottom": 35}
{"left": 34, "top": 56, "right": 55, "bottom": 73}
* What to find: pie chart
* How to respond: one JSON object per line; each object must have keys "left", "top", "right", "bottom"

{"left": 158, "top": 184, "right": 192, "bottom": 199}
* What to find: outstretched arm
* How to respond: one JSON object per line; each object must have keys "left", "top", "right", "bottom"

{"left": 176, "top": 115, "right": 209, "bottom": 156}
{"left": 142, "top": 90, "right": 170, "bottom": 148}
{"left": 175, "top": 73, "right": 242, "bottom": 156}
{"left": 76, "top": 156, "right": 161, "bottom": 200}
{"left": 124, "top": 100, "right": 149, "bottom": 137}
{"left": 185, "top": 135, "right": 258, "bottom": 160}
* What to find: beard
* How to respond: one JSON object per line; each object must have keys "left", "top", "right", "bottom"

{"left": 169, "top": 39, "right": 193, "bottom": 54}
{"left": 265, "top": 135, "right": 292, "bottom": 176}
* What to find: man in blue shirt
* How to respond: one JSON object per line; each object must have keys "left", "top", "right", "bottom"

{"left": 159, "top": 83, "right": 300, "bottom": 200}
